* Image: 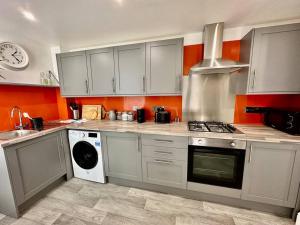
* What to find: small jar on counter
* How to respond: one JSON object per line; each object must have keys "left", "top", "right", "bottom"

{"left": 127, "top": 112, "right": 134, "bottom": 121}
{"left": 121, "top": 112, "right": 128, "bottom": 121}
{"left": 116, "top": 112, "right": 122, "bottom": 120}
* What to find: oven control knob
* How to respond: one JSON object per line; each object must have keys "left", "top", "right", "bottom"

{"left": 230, "top": 141, "right": 236, "bottom": 147}
{"left": 197, "top": 139, "right": 202, "bottom": 144}
{"left": 82, "top": 133, "right": 86, "bottom": 138}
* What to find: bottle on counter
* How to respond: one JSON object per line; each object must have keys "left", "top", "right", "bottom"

{"left": 121, "top": 112, "right": 128, "bottom": 121}
{"left": 116, "top": 112, "right": 122, "bottom": 120}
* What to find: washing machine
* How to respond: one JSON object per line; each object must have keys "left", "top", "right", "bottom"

{"left": 68, "top": 130, "right": 105, "bottom": 183}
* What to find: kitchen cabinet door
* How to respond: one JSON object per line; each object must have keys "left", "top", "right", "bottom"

{"left": 57, "top": 51, "right": 89, "bottom": 96}
{"left": 242, "top": 142, "right": 300, "bottom": 207}
{"left": 5, "top": 132, "right": 67, "bottom": 205}
{"left": 102, "top": 132, "right": 142, "bottom": 181}
{"left": 248, "top": 23, "right": 300, "bottom": 93}
{"left": 146, "top": 38, "right": 183, "bottom": 95}
{"left": 86, "top": 48, "right": 116, "bottom": 95}
{"left": 114, "top": 44, "right": 146, "bottom": 95}
{"left": 142, "top": 156, "right": 187, "bottom": 189}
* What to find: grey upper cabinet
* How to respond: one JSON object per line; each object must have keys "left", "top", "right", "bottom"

{"left": 4, "top": 132, "right": 67, "bottom": 207}
{"left": 241, "top": 23, "right": 300, "bottom": 94}
{"left": 57, "top": 51, "right": 89, "bottom": 96}
{"left": 114, "top": 44, "right": 146, "bottom": 95}
{"left": 146, "top": 38, "right": 183, "bottom": 95}
{"left": 242, "top": 141, "right": 300, "bottom": 207}
{"left": 86, "top": 48, "right": 116, "bottom": 95}
{"left": 56, "top": 38, "right": 183, "bottom": 96}
{"left": 102, "top": 132, "right": 142, "bottom": 181}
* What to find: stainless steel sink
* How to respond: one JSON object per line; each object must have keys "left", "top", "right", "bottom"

{"left": 0, "top": 130, "right": 39, "bottom": 140}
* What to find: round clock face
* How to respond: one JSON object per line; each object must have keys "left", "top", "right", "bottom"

{"left": 0, "top": 42, "right": 29, "bottom": 70}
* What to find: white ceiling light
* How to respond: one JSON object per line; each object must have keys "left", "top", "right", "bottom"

{"left": 21, "top": 10, "right": 37, "bottom": 22}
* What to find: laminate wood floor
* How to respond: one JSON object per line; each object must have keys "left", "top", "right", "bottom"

{"left": 0, "top": 178, "right": 295, "bottom": 225}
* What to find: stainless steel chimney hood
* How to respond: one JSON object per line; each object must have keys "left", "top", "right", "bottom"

{"left": 190, "top": 22, "right": 249, "bottom": 74}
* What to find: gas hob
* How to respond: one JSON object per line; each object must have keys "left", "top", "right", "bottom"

{"left": 188, "top": 121, "right": 240, "bottom": 133}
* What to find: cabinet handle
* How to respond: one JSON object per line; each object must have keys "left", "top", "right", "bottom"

{"left": 249, "top": 144, "right": 253, "bottom": 163}
{"left": 178, "top": 75, "right": 182, "bottom": 92}
{"left": 143, "top": 76, "right": 146, "bottom": 93}
{"left": 112, "top": 78, "right": 116, "bottom": 93}
{"left": 251, "top": 70, "right": 256, "bottom": 89}
{"left": 154, "top": 159, "right": 173, "bottom": 164}
{"left": 153, "top": 139, "right": 173, "bottom": 143}
{"left": 155, "top": 150, "right": 173, "bottom": 155}
{"left": 85, "top": 80, "right": 89, "bottom": 93}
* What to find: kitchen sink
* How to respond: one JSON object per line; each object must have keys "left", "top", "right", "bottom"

{"left": 0, "top": 130, "right": 39, "bottom": 140}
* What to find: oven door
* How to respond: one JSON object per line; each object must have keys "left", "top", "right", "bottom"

{"left": 188, "top": 145, "right": 245, "bottom": 189}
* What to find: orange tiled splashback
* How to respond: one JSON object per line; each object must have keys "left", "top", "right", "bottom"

{"left": 1, "top": 40, "right": 299, "bottom": 131}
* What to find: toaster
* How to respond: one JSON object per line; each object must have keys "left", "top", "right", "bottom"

{"left": 154, "top": 107, "right": 171, "bottom": 123}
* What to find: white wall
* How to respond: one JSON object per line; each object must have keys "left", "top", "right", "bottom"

{"left": 0, "top": 34, "right": 54, "bottom": 85}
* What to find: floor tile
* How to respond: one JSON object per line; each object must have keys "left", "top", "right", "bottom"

{"left": 203, "top": 202, "right": 294, "bottom": 225}
{"left": 0, "top": 215, "right": 5, "bottom": 221}
{"left": 10, "top": 218, "right": 42, "bottom": 225}
{"left": 36, "top": 197, "right": 106, "bottom": 224}
{"left": 94, "top": 197, "right": 175, "bottom": 225}
{"left": 128, "top": 188, "right": 204, "bottom": 209}
{"left": 22, "top": 206, "right": 61, "bottom": 225}
{"left": 47, "top": 187, "right": 99, "bottom": 208}
{"left": 101, "top": 213, "right": 150, "bottom": 225}
{"left": 53, "top": 214, "right": 97, "bottom": 225}
{"left": 176, "top": 215, "right": 235, "bottom": 225}
{"left": 78, "top": 184, "right": 131, "bottom": 200}
{"left": 0, "top": 216, "right": 17, "bottom": 225}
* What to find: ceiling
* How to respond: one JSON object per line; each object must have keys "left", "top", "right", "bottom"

{"left": 0, "top": 0, "right": 300, "bottom": 50}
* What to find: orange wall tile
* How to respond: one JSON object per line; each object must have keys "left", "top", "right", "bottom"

{"left": 72, "top": 96, "right": 182, "bottom": 121}
{"left": 234, "top": 95, "right": 300, "bottom": 124}
{"left": 0, "top": 85, "right": 60, "bottom": 130}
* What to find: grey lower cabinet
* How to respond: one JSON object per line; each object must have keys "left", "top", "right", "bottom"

{"left": 114, "top": 44, "right": 146, "bottom": 95}
{"left": 102, "top": 132, "right": 142, "bottom": 181}
{"left": 86, "top": 47, "right": 115, "bottom": 95}
{"left": 240, "top": 23, "right": 300, "bottom": 94}
{"left": 242, "top": 141, "right": 300, "bottom": 207}
{"left": 141, "top": 134, "right": 188, "bottom": 189}
{"left": 56, "top": 51, "right": 89, "bottom": 96}
{"left": 146, "top": 38, "right": 183, "bottom": 95}
{"left": 0, "top": 131, "right": 71, "bottom": 217}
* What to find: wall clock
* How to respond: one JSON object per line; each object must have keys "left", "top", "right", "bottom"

{"left": 0, "top": 42, "right": 29, "bottom": 70}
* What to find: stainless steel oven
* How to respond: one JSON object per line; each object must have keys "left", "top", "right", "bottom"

{"left": 188, "top": 137, "right": 246, "bottom": 189}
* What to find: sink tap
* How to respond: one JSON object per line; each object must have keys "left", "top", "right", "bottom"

{"left": 10, "top": 106, "right": 24, "bottom": 130}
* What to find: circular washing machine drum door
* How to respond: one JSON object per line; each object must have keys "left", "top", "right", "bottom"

{"left": 72, "top": 141, "right": 98, "bottom": 170}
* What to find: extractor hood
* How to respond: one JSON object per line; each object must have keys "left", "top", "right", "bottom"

{"left": 190, "top": 22, "right": 249, "bottom": 74}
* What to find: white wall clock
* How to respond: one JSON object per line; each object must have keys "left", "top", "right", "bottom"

{"left": 0, "top": 42, "right": 29, "bottom": 70}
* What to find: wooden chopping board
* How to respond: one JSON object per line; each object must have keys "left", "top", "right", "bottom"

{"left": 82, "top": 105, "right": 103, "bottom": 120}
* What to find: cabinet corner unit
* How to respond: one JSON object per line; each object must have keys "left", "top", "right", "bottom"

{"left": 240, "top": 23, "right": 300, "bottom": 94}
{"left": 0, "top": 130, "right": 72, "bottom": 218}
{"left": 56, "top": 38, "right": 183, "bottom": 97}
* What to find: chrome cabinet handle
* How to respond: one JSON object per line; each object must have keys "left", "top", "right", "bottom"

{"left": 143, "top": 76, "right": 146, "bottom": 93}
{"left": 249, "top": 144, "right": 253, "bottom": 163}
{"left": 154, "top": 150, "right": 172, "bottom": 155}
{"left": 153, "top": 139, "right": 173, "bottom": 143}
{"left": 178, "top": 75, "right": 182, "bottom": 92}
{"left": 251, "top": 70, "right": 256, "bottom": 89}
{"left": 154, "top": 159, "right": 173, "bottom": 164}
{"left": 112, "top": 78, "right": 116, "bottom": 93}
{"left": 85, "top": 80, "right": 89, "bottom": 93}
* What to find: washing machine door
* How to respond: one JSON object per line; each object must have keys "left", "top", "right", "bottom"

{"left": 72, "top": 141, "right": 98, "bottom": 170}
